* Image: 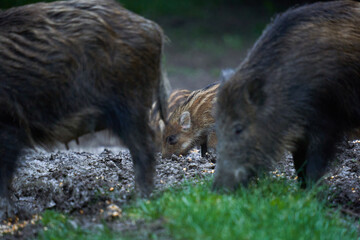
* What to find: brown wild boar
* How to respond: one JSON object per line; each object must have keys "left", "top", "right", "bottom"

{"left": 213, "top": 0, "right": 360, "bottom": 190}
{"left": 150, "top": 89, "right": 191, "bottom": 150}
{"left": 162, "top": 83, "right": 219, "bottom": 158}
{"left": 0, "top": 0, "right": 168, "bottom": 202}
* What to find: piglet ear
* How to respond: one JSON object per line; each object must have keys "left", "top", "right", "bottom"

{"left": 179, "top": 111, "right": 191, "bottom": 130}
{"left": 244, "top": 78, "right": 266, "bottom": 106}
{"left": 158, "top": 119, "right": 165, "bottom": 133}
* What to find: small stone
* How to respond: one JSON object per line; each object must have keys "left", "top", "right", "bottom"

{"left": 188, "top": 163, "right": 198, "bottom": 169}
{"left": 102, "top": 204, "right": 122, "bottom": 221}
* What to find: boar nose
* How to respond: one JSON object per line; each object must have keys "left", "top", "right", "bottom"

{"left": 212, "top": 167, "right": 249, "bottom": 192}
{"left": 161, "top": 148, "right": 170, "bottom": 159}
{"left": 212, "top": 172, "right": 237, "bottom": 192}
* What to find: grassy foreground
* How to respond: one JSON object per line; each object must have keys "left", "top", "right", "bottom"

{"left": 37, "top": 177, "right": 359, "bottom": 240}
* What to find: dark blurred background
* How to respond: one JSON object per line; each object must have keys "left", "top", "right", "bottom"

{"left": 0, "top": 0, "right": 321, "bottom": 90}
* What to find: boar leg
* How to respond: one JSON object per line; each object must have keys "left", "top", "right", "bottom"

{"left": 293, "top": 129, "right": 338, "bottom": 188}
{"left": 0, "top": 125, "right": 29, "bottom": 219}
{"left": 127, "top": 121, "right": 155, "bottom": 197}
{"left": 104, "top": 103, "right": 155, "bottom": 196}
{"left": 0, "top": 125, "right": 27, "bottom": 198}
{"left": 201, "top": 142, "right": 208, "bottom": 157}
{"left": 292, "top": 140, "right": 308, "bottom": 188}
{"left": 304, "top": 132, "right": 338, "bottom": 186}
{"left": 129, "top": 142, "right": 155, "bottom": 197}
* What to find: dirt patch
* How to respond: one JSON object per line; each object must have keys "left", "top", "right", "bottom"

{"left": 7, "top": 147, "right": 216, "bottom": 216}
{"left": 275, "top": 141, "right": 360, "bottom": 216}
{"left": 327, "top": 142, "right": 360, "bottom": 215}
{"left": 1, "top": 140, "right": 360, "bottom": 239}
{"left": 0, "top": 148, "right": 216, "bottom": 239}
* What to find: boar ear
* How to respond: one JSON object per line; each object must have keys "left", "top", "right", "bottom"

{"left": 244, "top": 78, "right": 266, "bottom": 106}
{"left": 219, "top": 68, "right": 235, "bottom": 83}
{"left": 179, "top": 111, "right": 191, "bottom": 130}
{"left": 159, "top": 119, "right": 165, "bottom": 133}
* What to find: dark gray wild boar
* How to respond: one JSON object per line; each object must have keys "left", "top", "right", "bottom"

{"left": 213, "top": 0, "right": 360, "bottom": 190}
{"left": 0, "top": 0, "right": 168, "bottom": 202}
{"left": 162, "top": 83, "right": 219, "bottom": 158}
{"left": 150, "top": 89, "right": 191, "bottom": 150}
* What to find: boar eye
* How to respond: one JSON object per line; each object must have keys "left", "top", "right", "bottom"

{"left": 166, "top": 134, "right": 178, "bottom": 145}
{"left": 234, "top": 124, "right": 243, "bottom": 135}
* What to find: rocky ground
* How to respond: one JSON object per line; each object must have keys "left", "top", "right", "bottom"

{"left": 1, "top": 139, "right": 360, "bottom": 239}
{"left": 0, "top": 145, "right": 216, "bottom": 239}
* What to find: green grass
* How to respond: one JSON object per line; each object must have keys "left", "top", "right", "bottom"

{"left": 128, "top": 177, "right": 359, "bottom": 240}
{"left": 37, "top": 177, "right": 359, "bottom": 240}
{"left": 37, "top": 211, "right": 121, "bottom": 240}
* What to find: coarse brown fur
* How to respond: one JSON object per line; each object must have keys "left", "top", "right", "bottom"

{"left": 162, "top": 83, "right": 219, "bottom": 158}
{"left": 0, "top": 0, "right": 168, "bottom": 201}
{"left": 213, "top": 0, "right": 360, "bottom": 190}
{"left": 150, "top": 89, "right": 191, "bottom": 150}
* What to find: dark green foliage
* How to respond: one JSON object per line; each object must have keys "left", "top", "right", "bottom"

{"left": 0, "top": 0, "right": 318, "bottom": 16}
{"left": 1, "top": 0, "right": 54, "bottom": 9}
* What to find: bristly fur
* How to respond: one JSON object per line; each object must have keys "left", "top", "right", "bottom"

{"left": 214, "top": 0, "right": 360, "bottom": 191}
{"left": 150, "top": 89, "right": 191, "bottom": 150}
{"left": 162, "top": 82, "right": 219, "bottom": 158}
{"left": 0, "top": 0, "right": 166, "bottom": 199}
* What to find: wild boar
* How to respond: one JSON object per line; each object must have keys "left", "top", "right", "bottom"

{"left": 162, "top": 83, "right": 219, "bottom": 158}
{"left": 0, "top": 0, "right": 168, "bottom": 200}
{"left": 213, "top": 0, "right": 360, "bottom": 190}
{"left": 150, "top": 89, "right": 191, "bottom": 150}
